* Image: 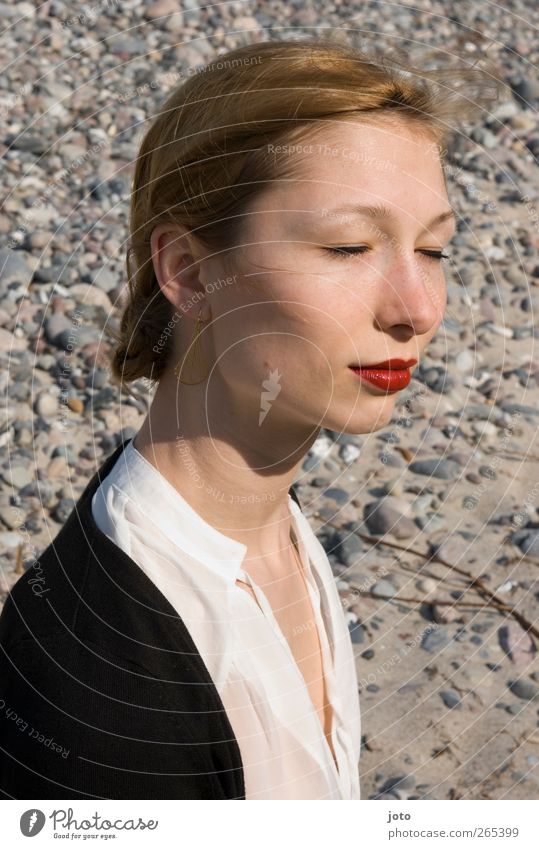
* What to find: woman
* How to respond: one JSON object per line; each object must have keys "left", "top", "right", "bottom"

{"left": 0, "top": 36, "right": 494, "bottom": 800}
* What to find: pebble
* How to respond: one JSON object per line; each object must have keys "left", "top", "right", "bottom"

{"left": 0, "top": 249, "right": 33, "bottom": 296}
{"left": 409, "top": 458, "right": 461, "bottom": 480}
{"left": 339, "top": 443, "right": 361, "bottom": 463}
{"left": 323, "top": 487, "right": 349, "bottom": 505}
{"left": 431, "top": 604, "right": 458, "bottom": 624}
{"left": 508, "top": 678, "right": 539, "bottom": 702}
{"left": 1, "top": 466, "right": 33, "bottom": 488}
{"left": 47, "top": 456, "right": 69, "bottom": 479}
{"left": 517, "top": 531, "right": 539, "bottom": 559}
{"left": 51, "top": 498, "right": 76, "bottom": 524}
{"left": 0, "top": 531, "right": 24, "bottom": 549}
{"left": 440, "top": 690, "right": 461, "bottom": 709}
{"left": 421, "top": 627, "right": 453, "bottom": 653}
{"left": 144, "top": 0, "right": 180, "bottom": 18}
{"left": 67, "top": 397, "right": 85, "bottom": 413}
{"left": 455, "top": 350, "right": 475, "bottom": 372}
{"left": 82, "top": 267, "right": 119, "bottom": 294}
{"left": 363, "top": 497, "right": 417, "bottom": 539}
{"left": 378, "top": 774, "right": 416, "bottom": 794}
{"left": 371, "top": 579, "right": 398, "bottom": 598}
{"left": 46, "top": 311, "right": 78, "bottom": 344}
{"left": 34, "top": 393, "right": 59, "bottom": 417}
{"left": 432, "top": 535, "right": 471, "bottom": 568}
{"left": 331, "top": 529, "right": 363, "bottom": 567}
{"left": 349, "top": 622, "right": 366, "bottom": 644}
{"left": 416, "top": 577, "right": 437, "bottom": 595}
{"left": 309, "top": 434, "right": 334, "bottom": 458}
{"left": 0, "top": 504, "right": 18, "bottom": 530}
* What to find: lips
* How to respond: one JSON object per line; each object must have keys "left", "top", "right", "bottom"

{"left": 349, "top": 358, "right": 417, "bottom": 392}
{"left": 351, "top": 359, "right": 418, "bottom": 369}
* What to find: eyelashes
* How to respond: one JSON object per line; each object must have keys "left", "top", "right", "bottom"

{"left": 323, "top": 246, "right": 451, "bottom": 262}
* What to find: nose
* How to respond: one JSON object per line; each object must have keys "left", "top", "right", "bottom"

{"left": 374, "top": 253, "right": 446, "bottom": 337}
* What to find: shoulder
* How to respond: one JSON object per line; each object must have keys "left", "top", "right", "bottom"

{"left": 0, "top": 629, "right": 243, "bottom": 799}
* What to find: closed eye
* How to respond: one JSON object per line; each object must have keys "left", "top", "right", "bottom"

{"left": 323, "top": 246, "right": 451, "bottom": 262}
{"left": 419, "top": 249, "right": 451, "bottom": 262}
{"left": 323, "top": 245, "right": 370, "bottom": 258}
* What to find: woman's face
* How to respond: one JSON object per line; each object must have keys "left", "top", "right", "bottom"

{"left": 199, "top": 117, "right": 455, "bottom": 436}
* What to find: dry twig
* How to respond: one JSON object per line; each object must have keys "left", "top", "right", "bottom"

{"left": 354, "top": 532, "right": 539, "bottom": 641}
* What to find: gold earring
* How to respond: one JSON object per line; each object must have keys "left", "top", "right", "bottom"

{"left": 174, "top": 313, "right": 211, "bottom": 385}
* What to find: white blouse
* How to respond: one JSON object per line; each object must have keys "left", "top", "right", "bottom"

{"left": 91, "top": 438, "right": 362, "bottom": 799}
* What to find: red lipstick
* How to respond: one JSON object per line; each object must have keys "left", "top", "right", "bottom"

{"left": 349, "top": 359, "right": 417, "bottom": 392}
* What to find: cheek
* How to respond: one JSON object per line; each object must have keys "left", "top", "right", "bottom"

{"left": 213, "top": 309, "right": 336, "bottom": 391}
{"left": 433, "top": 277, "right": 448, "bottom": 318}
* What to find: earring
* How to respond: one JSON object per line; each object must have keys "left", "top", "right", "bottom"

{"left": 174, "top": 313, "right": 211, "bottom": 385}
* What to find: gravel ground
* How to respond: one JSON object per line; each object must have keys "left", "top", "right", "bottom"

{"left": 1, "top": 0, "right": 538, "bottom": 801}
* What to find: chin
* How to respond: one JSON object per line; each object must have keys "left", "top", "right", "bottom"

{"left": 323, "top": 397, "right": 397, "bottom": 435}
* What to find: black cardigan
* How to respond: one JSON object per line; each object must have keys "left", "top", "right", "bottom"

{"left": 0, "top": 437, "right": 303, "bottom": 800}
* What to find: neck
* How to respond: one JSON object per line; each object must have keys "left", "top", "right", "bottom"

{"left": 132, "top": 369, "right": 321, "bottom": 573}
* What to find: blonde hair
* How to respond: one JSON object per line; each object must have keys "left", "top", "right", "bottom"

{"left": 108, "top": 34, "right": 501, "bottom": 391}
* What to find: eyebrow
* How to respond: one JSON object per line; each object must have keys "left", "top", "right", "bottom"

{"left": 324, "top": 202, "right": 456, "bottom": 230}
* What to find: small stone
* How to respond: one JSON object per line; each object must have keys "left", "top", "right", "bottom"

{"left": 416, "top": 577, "right": 437, "bottom": 595}
{"left": 331, "top": 529, "right": 363, "bottom": 567}
{"left": 51, "top": 445, "right": 77, "bottom": 465}
{"left": 83, "top": 267, "right": 119, "bottom": 294}
{"left": 379, "top": 774, "right": 416, "bottom": 794}
{"left": 421, "top": 627, "right": 453, "bottom": 653}
{"left": 67, "top": 397, "right": 84, "bottom": 413}
{"left": 323, "top": 487, "right": 349, "bottom": 505}
{"left": 309, "top": 434, "right": 334, "bottom": 458}
{"left": 35, "top": 393, "right": 59, "bottom": 417}
{"left": 508, "top": 678, "right": 539, "bottom": 702}
{"left": 1, "top": 465, "right": 33, "bottom": 488}
{"left": 440, "top": 690, "right": 461, "bottom": 709}
{"left": 511, "top": 76, "right": 539, "bottom": 106}
{"left": 348, "top": 622, "right": 366, "bottom": 644}
{"left": 363, "top": 497, "right": 417, "bottom": 539}
{"left": 0, "top": 531, "right": 24, "bottom": 549}
{"left": 371, "top": 579, "right": 397, "bottom": 598}
{"left": 70, "top": 283, "right": 112, "bottom": 310}
{"left": 0, "top": 504, "right": 18, "bottom": 530}
{"left": 517, "top": 531, "right": 539, "bottom": 559}
{"left": 44, "top": 312, "right": 72, "bottom": 346}
{"left": 498, "top": 623, "right": 536, "bottom": 666}
{"left": 500, "top": 402, "right": 539, "bottom": 417}
{"left": 0, "top": 328, "right": 27, "bottom": 352}
{"left": 340, "top": 443, "right": 361, "bottom": 463}
{"left": 0, "top": 249, "right": 33, "bottom": 295}
{"left": 52, "top": 498, "right": 76, "bottom": 524}
{"left": 432, "top": 535, "right": 470, "bottom": 568}
{"left": 432, "top": 604, "right": 458, "bottom": 624}
{"left": 47, "top": 456, "right": 68, "bottom": 478}
{"left": 409, "top": 458, "right": 461, "bottom": 480}
{"left": 144, "top": 0, "right": 179, "bottom": 19}
{"left": 455, "top": 350, "right": 475, "bottom": 372}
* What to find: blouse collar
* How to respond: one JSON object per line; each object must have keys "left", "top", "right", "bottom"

{"left": 103, "top": 437, "right": 301, "bottom": 584}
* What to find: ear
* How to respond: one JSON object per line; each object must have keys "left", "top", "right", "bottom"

{"left": 150, "top": 223, "right": 210, "bottom": 321}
